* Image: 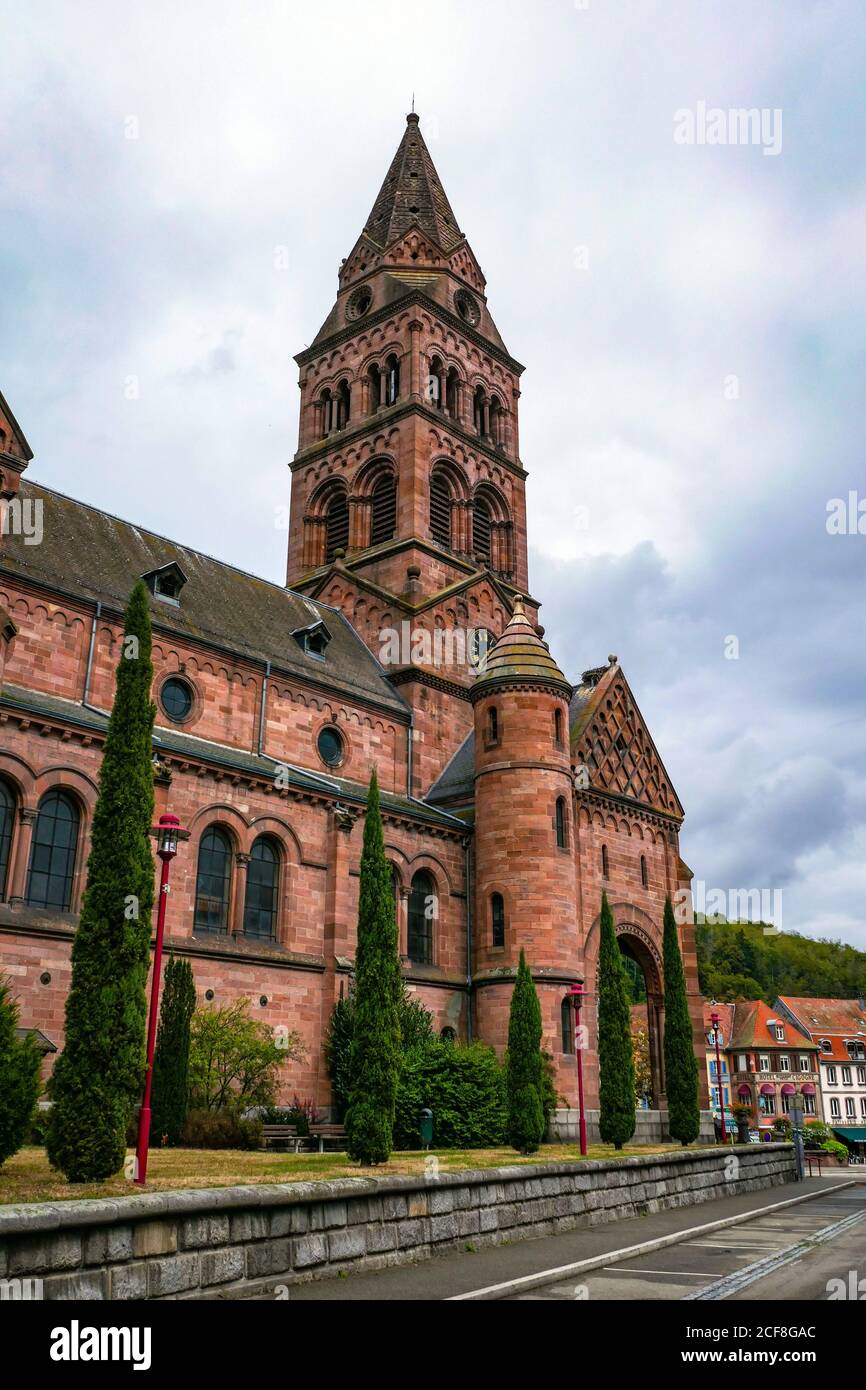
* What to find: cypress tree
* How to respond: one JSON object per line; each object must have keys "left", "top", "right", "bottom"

{"left": 345, "top": 770, "right": 401, "bottom": 1164}
{"left": 505, "top": 949, "right": 545, "bottom": 1153}
{"left": 47, "top": 581, "right": 156, "bottom": 1181}
{"left": 597, "top": 891, "right": 636, "bottom": 1150}
{"left": 151, "top": 954, "right": 196, "bottom": 1145}
{"left": 662, "top": 895, "right": 701, "bottom": 1145}
{"left": 0, "top": 977, "right": 41, "bottom": 1166}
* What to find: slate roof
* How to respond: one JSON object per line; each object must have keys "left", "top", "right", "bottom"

{"left": 0, "top": 683, "right": 464, "bottom": 831}
{"left": 426, "top": 729, "right": 475, "bottom": 805}
{"left": 362, "top": 113, "right": 463, "bottom": 254}
{"left": 471, "top": 597, "right": 571, "bottom": 698}
{"left": 1, "top": 480, "right": 409, "bottom": 717}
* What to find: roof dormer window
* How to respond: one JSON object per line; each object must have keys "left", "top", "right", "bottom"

{"left": 142, "top": 562, "right": 188, "bottom": 606}
{"left": 292, "top": 619, "right": 332, "bottom": 662}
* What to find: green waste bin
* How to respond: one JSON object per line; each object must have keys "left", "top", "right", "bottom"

{"left": 419, "top": 1108, "right": 433, "bottom": 1149}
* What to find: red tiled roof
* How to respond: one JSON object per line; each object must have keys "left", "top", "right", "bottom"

{"left": 777, "top": 996, "right": 866, "bottom": 1038}
{"left": 726, "top": 999, "right": 816, "bottom": 1052}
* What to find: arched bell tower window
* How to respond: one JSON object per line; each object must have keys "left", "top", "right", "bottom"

{"left": 641, "top": 854, "right": 648, "bottom": 889}
{"left": 555, "top": 797, "right": 568, "bottom": 849}
{"left": 446, "top": 367, "right": 459, "bottom": 417}
{"left": 488, "top": 706, "right": 499, "bottom": 743}
{"left": 602, "top": 844, "right": 610, "bottom": 879}
{"left": 554, "top": 708, "right": 564, "bottom": 747}
{"left": 370, "top": 473, "right": 397, "bottom": 546}
{"left": 367, "top": 363, "right": 381, "bottom": 413}
{"left": 491, "top": 892, "right": 505, "bottom": 948}
{"left": 335, "top": 379, "right": 350, "bottom": 430}
{"left": 430, "top": 472, "right": 452, "bottom": 549}
{"left": 325, "top": 489, "right": 349, "bottom": 562}
{"left": 473, "top": 496, "right": 492, "bottom": 566}
{"left": 427, "top": 355, "right": 445, "bottom": 409}
{"left": 385, "top": 354, "right": 401, "bottom": 406}
{"left": 473, "top": 386, "right": 486, "bottom": 436}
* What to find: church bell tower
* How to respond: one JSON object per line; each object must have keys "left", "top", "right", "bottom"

{"left": 286, "top": 113, "right": 535, "bottom": 794}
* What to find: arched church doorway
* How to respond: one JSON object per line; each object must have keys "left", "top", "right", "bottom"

{"left": 613, "top": 925, "right": 666, "bottom": 1110}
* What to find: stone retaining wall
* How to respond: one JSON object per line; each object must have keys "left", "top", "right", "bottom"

{"left": 549, "top": 1108, "right": 718, "bottom": 1146}
{"left": 0, "top": 1144, "right": 795, "bottom": 1300}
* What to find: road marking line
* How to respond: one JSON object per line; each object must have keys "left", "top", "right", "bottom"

{"left": 447, "top": 1182, "right": 857, "bottom": 1301}
{"left": 683, "top": 1204, "right": 866, "bottom": 1301}
{"left": 603, "top": 1267, "right": 709, "bottom": 1277}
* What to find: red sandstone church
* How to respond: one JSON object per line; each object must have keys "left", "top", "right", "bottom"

{"left": 0, "top": 114, "right": 707, "bottom": 1122}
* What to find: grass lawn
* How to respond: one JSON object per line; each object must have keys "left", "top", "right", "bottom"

{"left": 0, "top": 1142, "right": 682, "bottom": 1206}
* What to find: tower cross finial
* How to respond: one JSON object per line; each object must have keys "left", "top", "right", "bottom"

{"left": 411, "top": 92, "right": 415, "bottom": 114}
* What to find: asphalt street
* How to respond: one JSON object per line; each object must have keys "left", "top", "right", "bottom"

{"left": 283, "top": 1175, "right": 865, "bottom": 1302}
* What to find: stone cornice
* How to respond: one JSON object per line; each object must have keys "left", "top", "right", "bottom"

{"left": 294, "top": 286, "right": 525, "bottom": 376}
{"left": 575, "top": 784, "right": 684, "bottom": 831}
{"left": 291, "top": 396, "right": 528, "bottom": 481}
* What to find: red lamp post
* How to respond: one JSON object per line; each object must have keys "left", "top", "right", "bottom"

{"left": 710, "top": 1008, "right": 728, "bottom": 1144}
{"left": 568, "top": 982, "right": 588, "bottom": 1156}
{"left": 134, "top": 813, "right": 188, "bottom": 1186}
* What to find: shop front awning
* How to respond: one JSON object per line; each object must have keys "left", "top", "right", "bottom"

{"left": 801, "top": 1083, "right": 816, "bottom": 1095}
{"left": 781, "top": 1083, "right": 796, "bottom": 1095}
{"left": 832, "top": 1127, "right": 866, "bottom": 1143}
{"left": 760, "top": 1083, "right": 775, "bottom": 1096}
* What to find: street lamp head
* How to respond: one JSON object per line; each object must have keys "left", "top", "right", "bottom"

{"left": 710, "top": 1009, "right": 720, "bottom": 1030}
{"left": 153, "top": 813, "right": 187, "bottom": 862}
{"left": 567, "top": 981, "right": 586, "bottom": 1012}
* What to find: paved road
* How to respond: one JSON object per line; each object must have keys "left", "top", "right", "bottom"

{"left": 284, "top": 1176, "right": 864, "bottom": 1302}
{"left": 506, "top": 1184, "right": 866, "bottom": 1301}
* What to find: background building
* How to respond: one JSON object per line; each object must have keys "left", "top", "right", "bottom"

{"left": 776, "top": 997, "right": 866, "bottom": 1157}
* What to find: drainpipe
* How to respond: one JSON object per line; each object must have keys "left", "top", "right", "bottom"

{"left": 257, "top": 660, "right": 271, "bottom": 756}
{"left": 82, "top": 600, "right": 101, "bottom": 708}
{"left": 465, "top": 836, "right": 473, "bottom": 1042}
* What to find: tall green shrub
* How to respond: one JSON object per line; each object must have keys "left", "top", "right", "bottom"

{"left": 345, "top": 770, "right": 401, "bottom": 1164}
{"left": 47, "top": 581, "right": 156, "bottom": 1181}
{"left": 393, "top": 1041, "right": 506, "bottom": 1149}
{"left": 151, "top": 954, "right": 196, "bottom": 1145}
{"left": 663, "top": 895, "right": 701, "bottom": 1145}
{"left": 505, "top": 949, "right": 545, "bottom": 1153}
{"left": 597, "top": 891, "right": 636, "bottom": 1150}
{"left": 326, "top": 978, "right": 433, "bottom": 1122}
{"left": 0, "top": 977, "right": 41, "bottom": 1166}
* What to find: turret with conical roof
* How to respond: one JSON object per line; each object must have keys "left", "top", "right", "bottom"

{"left": 471, "top": 598, "right": 580, "bottom": 1096}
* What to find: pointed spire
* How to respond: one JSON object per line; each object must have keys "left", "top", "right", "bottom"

{"left": 361, "top": 113, "right": 463, "bottom": 254}
{"left": 471, "top": 597, "right": 572, "bottom": 699}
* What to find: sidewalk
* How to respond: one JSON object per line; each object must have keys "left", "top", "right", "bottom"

{"left": 285, "top": 1176, "right": 854, "bottom": 1300}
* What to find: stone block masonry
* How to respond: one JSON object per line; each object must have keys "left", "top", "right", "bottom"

{"left": 0, "top": 1145, "right": 796, "bottom": 1300}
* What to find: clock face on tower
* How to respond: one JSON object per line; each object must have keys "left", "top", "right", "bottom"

{"left": 454, "top": 287, "right": 480, "bottom": 326}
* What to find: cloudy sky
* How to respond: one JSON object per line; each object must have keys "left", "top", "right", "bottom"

{"left": 2, "top": 1, "right": 864, "bottom": 946}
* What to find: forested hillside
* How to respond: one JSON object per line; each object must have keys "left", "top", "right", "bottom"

{"left": 696, "top": 920, "right": 866, "bottom": 1004}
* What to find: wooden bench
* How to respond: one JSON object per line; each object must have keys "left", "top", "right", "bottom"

{"left": 309, "top": 1123, "right": 347, "bottom": 1153}
{"left": 261, "top": 1123, "right": 301, "bottom": 1153}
